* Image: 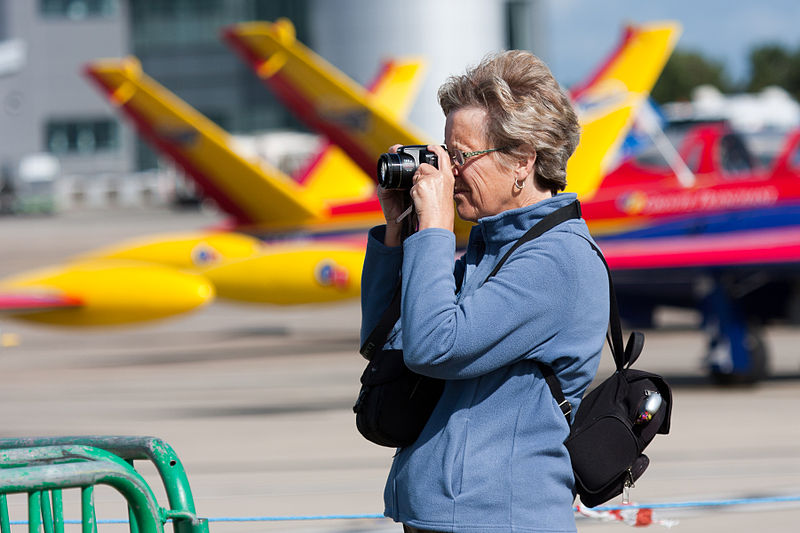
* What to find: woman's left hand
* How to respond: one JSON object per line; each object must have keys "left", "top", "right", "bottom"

{"left": 410, "top": 144, "right": 455, "bottom": 232}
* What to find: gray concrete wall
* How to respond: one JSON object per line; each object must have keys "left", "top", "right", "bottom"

{"left": 0, "top": 0, "right": 135, "bottom": 178}
{"left": 309, "top": 0, "right": 547, "bottom": 142}
{"left": 309, "top": 0, "right": 509, "bottom": 142}
{"left": 0, "top": 0, "right": 6, "bottom": 39}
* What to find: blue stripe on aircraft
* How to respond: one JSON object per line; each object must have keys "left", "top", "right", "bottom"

{"left": 600, "top": 202, "right": 800, "bottom": 240}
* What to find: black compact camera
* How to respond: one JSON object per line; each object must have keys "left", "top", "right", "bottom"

{"left": 376, "top": 145, "right": 442, "bottom": 189}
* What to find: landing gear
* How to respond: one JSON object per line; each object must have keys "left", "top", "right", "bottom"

{"left": 702, "top": 279, "right": 770, "bottom": 384}
{"left": 707, "top": 324, "right": 769, "bottom": 385}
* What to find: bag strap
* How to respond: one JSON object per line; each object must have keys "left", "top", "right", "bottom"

{"left": 361, "top": 200, "right": 584, "bottom": 360}
{"left": 481, "top": 200, "right": 626, "bottom": 367}
{"left": 534, "top": 237, "right": 642, "bottom": 423}
{"left": 483, "top": 201, "right": 583, "bottom": 282}
{"left": 360, "top": 281, "right": 402, "bottom": 360}
{"left": 482, "top": 201, "right": 583, "bottom": 420}
{"left": 588, "top": 241, "right": 626, "bottom": 371}
{"left": 482, "top": 201, "right": 640, "bottom": 422}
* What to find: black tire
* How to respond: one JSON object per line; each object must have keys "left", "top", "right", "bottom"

{"left": 710, "top": 327, "right": 769, "bottom": 385}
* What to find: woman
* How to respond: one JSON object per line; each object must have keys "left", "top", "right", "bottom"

{"left": 360, "top": 50, "right": 609, "bottom": 533}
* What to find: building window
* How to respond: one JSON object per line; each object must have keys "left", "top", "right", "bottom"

{"left": 40, "top": 0, "right": 117, "bottom": 20}
{"left": 505, "top": 0, "right": 547, "bottom": 56}
{"left": 46, "top": 119, "right": 119, "bottom": 154}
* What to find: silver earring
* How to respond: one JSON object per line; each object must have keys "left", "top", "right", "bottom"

{"left": 514, "top": 178, "right": 525, "bottom": 190}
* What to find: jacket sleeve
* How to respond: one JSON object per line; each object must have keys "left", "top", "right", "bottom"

{"left": 359, "top": 225, "right": 403, "bottom": 346}
{"left": 400, "top": 227, "right": 587, "bottom": 380}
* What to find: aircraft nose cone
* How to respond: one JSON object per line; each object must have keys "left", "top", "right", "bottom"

{"left": 0, "top": 260, "right": 216, "bottom": 327}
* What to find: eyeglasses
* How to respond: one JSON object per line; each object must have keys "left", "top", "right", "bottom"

{"left": 448, "top": 147, "right": 506, "bottom": 167}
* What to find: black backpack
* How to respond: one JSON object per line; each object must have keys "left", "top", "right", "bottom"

{"left": 563, "top": 346, "right": 672, "bottom": 507}
{"left": 534, "top": 229, "right": 673, "bottom": 508}
{"left": 482, "top": 201, "right": 672, "bottom": 507}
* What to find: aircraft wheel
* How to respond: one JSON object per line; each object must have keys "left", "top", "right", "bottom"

{"left": 710, "top": 327, "right": 770, "bottom": 385}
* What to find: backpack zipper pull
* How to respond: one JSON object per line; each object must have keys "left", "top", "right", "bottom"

{"left": 622, "top": 468, "right": 635, "bottom": 504}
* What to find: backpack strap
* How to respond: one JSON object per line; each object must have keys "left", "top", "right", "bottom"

{"left": 539, "top": 238, "right": 634, "bottom": 423}
{"left": 482, "top": 201, "right": 583, "bottom": 421}
{"left": 585, "top": 240, "right": 626, "bottom": 371}
{"left": 483, "top": 201, "right": 582, "bottom": 282}
{"left": 538, "top": 363, "right": 574, "bottom": 420}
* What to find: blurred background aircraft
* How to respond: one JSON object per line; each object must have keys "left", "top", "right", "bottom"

{"left": 224, "top": 19, "right": 800, "bottom": 384}
{"left": 0, "top": 18, "right": 675, "bottom": 324}
{"left": 2, "top": 0, "right": 800, "bottom": 383}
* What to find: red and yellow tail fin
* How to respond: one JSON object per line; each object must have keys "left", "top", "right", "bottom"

{"left": 369, "top": 57, "right": 428, "bottom": 120}
{"left": 86, "top": 49, "right": 431, "bottom": 229}
{"left": 295, "top": 143, "right": 375, "bottom": 208}
{"left": 566, "top": 21, "right": 681, "bottom": 199}
{"left": 85, "top": 57, "right": 323, "bottom": 228}
{"left": 295, "top": 57, "right": 427, "bottom": 206}
{"left": 223, "top": 19, "right": 431, "bottom": 177}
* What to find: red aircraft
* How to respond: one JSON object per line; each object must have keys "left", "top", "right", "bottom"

{"left": 583, "top": 121, "right": 800, "bottom": 382}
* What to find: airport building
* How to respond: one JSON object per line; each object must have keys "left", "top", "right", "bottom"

{"left": 0, "top": 0, "right": 545, "bottom": 210}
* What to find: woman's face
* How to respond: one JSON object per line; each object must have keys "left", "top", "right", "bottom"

{"left": 445, "top": 106, "right": 521, "bottom": 222}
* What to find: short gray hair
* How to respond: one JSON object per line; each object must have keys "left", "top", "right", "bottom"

{"left": 438, "top": 50, "right": 580, "bottom": 193}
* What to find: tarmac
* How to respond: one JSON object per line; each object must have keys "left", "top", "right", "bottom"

{"left": 1, "top": 207, "right": 799, "bottom": 533}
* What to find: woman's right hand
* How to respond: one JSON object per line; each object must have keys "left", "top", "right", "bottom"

{"left": 377, "top": 144, "right": 409, "bottom": 246}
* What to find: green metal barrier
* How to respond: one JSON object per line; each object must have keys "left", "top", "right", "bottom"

{"left": 0, "top": 437, "right": 208, "bottom": 533}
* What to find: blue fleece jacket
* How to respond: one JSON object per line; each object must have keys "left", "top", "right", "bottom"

{"left": 360, "top": 193, "right": 609, "bottom": 533}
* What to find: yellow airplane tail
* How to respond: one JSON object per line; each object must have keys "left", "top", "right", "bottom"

{"left": 223, "top": 19, "right": 430, "bottom": 177}
{"left": 84, "top": 57, "right": 325, "bottom": 228}
{"left": 224, "top": 19, "right": 477, "bottom": 240}
{"left": 367, "top": 57, "right": 428, "bottom": 121}
{"left": 86, "top": 51, "right": 431, "bottom": 230}
{"left": 225, "top": 18, "right": 679, "bottom": 208}
{"left": 292, "top": 56, "right": 428, "bottom": 207}
{"left": 565, "top": 21, "right": 681, "bottom": 199}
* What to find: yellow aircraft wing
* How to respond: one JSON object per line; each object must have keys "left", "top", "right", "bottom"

{"left": 566, "top": 21, "right": 681, "bottom": 199}
{"left": 0, "top": 261, "right": 214, "bottom": 327}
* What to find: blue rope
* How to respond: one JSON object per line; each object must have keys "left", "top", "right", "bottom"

{"left": 206, "top": 514, "right": 385, "bottom": 522}
{"left": 588, "top": 494, "right": 800, "bottom": 512}
{"left": 7, "top": 495, "right": 800, "bottom": 525}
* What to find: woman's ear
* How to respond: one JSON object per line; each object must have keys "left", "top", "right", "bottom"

{"left": 516, "top": 152, "right": 536, "bottom": 180}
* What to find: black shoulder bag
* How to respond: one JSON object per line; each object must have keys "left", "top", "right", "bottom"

{"left": 353, "top": 201, "right": 583, "bottom": 448}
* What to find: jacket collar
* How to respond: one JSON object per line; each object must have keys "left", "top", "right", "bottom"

{"left": 472, "top": 193, "right": 579, "bottom": 246}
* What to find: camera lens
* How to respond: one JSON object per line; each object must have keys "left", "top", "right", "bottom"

{"left": 377, "top": 158, "right": 390, "bottom": 185}
{"left": 377, "top": 152, "right": 416, "bottom": 189}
